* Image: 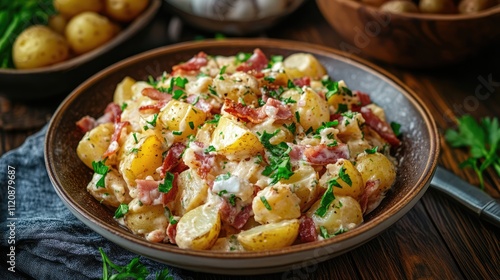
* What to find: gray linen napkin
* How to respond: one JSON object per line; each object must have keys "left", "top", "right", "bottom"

{"left": 0, "top": 126, "right": 188, "bottom": 280}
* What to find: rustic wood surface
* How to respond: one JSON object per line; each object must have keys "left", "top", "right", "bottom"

{"left": 1, "top": 1, "right": 499, "bottom": 279}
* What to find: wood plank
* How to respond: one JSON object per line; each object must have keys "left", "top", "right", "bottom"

{"left": 422, "top": 189, "right": 500, "bottom": 279}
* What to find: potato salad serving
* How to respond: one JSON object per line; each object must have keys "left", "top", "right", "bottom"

{"left": 75, "top": 49, "right": 402, "bottom": 251}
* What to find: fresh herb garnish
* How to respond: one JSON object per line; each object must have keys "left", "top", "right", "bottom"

{"left": 322, "top": 78, "right": 339, "bottom": 100}
{"left": 205, "top": 114, "right": 221, "bottom": 125}
{"left": 228, "top": 194, "right": 237, "bottom": 206}
{"left": 92, "top": 160, "right": 109, "bottom": 188}
{"left": 315, "top": 181, "right": 336, "bottom": 217}
{"left": 445, "top": 115, "right": 500, "bottom": 189}
{"left": 145, "top": 113, "right": 159, "bottom": 128}
{"left": 204, "top": 145, "right": 216, "bottom": 153}
{"left": 259, "top": 130, "right": 294, "bottom": 184}
{"left": 260, "top": 196, "right": 272, "bottom": 210}
{"left": 159, "top": 172, "right": 174, "bottom": 193}
{"left": 365, "top": 146, "right": 378, "bottom": 154}
{"left": 172, "top": 131, "right": 182, "bottom": 136}
{"left": 114, "top": 203, "right": 129, "bottom": 219}
{"left": 295, "top": 111, "right": 301, "bottom": 124}
{"left": 99, "top": 247, "right": 173, "bottom": 280}
{"left": 338, "top": 166, "right": 352, "bottom": 186}
{"left": 391, "top": 122, "right": 401, "bottom": 136}
{"left": 121, "top": 102, "right": 128, "bottom": 111}
{"left": 264, "top": 76, "right": 275, "bottom": 83}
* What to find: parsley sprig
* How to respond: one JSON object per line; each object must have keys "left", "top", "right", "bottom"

{"left": 92, "top": 160, "right": 109, "bottom": 188}
{"left": 99, "top": 248, "right": 173, "bottom": 280}
{"left": 445, "top": 115, "right": 500, "bottom": 189}
{"left": 259, "top": 130, "right": 294, "bottom": 184}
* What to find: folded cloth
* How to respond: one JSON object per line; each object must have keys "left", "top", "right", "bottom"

{"left": 0, "top": 126, "right": 188, "bottom": 280}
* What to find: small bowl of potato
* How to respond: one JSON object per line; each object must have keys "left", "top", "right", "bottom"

{"left": 0, "top": 0, "right": 161, "bottom": 99}
{"left": 316, "top": 0, "right": 500, "bottom": 67}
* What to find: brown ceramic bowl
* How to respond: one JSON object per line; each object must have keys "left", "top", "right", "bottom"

{"left": 316, "top": 0, "right": 500, "bottom": 68}
{"left": 45, "top": 39, "right": 439, "bottom": 274}
{"left": 0, "top": 0, "right": 161, "bottom": 100}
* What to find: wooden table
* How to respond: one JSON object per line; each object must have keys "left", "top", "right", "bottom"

{"left": 1, "top": 1, "right": 499, "bottom": 279}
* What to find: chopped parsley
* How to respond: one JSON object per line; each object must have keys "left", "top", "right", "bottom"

{"left": 336, "top": 104, "right": 348, "bottom": 114}
{"left": 208, "top": 85, "right": 218, "bottom": 96}
{"left": 172, "top": 131, "right": 182, "bottom": 136}
{"left": 260, "top": 196, "right": 272, "bottom": 210}
{"left": 338, "top": 166, "right": 352, "bottom": 186}
{"left": 315, "top": 182, "right": 335, "bottom": 217}
{"left": 188, "top": 121, "right": 195, "bottom": 130}
{"left": 295, "top": 111, "right": 301, "bottom": 124}
{"left": 191, "top": 96, "right": 199, "bottom": 105}
{"left": 264, "top": 76, "right": 276, "bottom": 83}
{"left": 169, "top": 216, "right": 178, "bottom": 225}
{"left": 228, "top": 194, "right": 237, "bottom": 206}
{"left": 92, "top": 160, "right": 109, "bottom": 188}
{"left": 215, "top": 172, "right": 231, "bottom": 181}
{"left": 159, "top": 172, "right": 175, "bottom": 193}
{"left": 391, "top": 121, "right": 402, "bottom": 136}
{"left": 281, "top": 96, "right": 296, "bottom": 104}
{"left": 219, "top": 65, "right": 227, "bottom": 75}
{"left": 254, "top": 154, "right": 263, "bottom": 164}
{"left": 205, "top": 114, "right": 221, "bottom": 125}
{"left": 121, "top": 102, "right": 128, "bottom": 111}
{"left": 204, "top": 145, "right": 216, "bottom": 153}
{"left": 365, "top": 146, "right": 378, "bottom": 154}
{"left": 283, "top": 122, "right": 296, "bottom": 135}
{"left": 133, "top": 133, "right": 138, "bottom": 144}
{"left": 322, "top": 78, "right": 339, "bottom": 100}
{"left": 316, "top": 120, "right": 339, "bottom": 134}
{"left": 235, "top": 52, "right": 251, "bottom": 63}
{"left": 217, "top": 190, "right": 228, "bottom": 196}
{"left": 174, "top": 77, "right": 189, "bottom": 88}
{"left": 172, "top": 89, "right": 185, "bottom": 100}
{"left": 114, "top": 203, "right": 129, "bottom": 219}
{"left": 145, "top": 113, "right": 159, "bottom": 128}
{"left": 259, "top": 130, "right": 294, "bottom": 184}
{"left": 342, "top": 86, "right": 353, "bottom": 97}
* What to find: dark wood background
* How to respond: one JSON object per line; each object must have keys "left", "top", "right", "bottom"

{"left": 1, "top": 1, "right": 499, "bottom": 279}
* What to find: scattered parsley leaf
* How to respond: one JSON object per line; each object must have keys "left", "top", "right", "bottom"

{"left": 121, "top": 102, "right": 128, "bottom": 111}
{"left": 295, "top": 111, "right": 301, "bottom": 124}
{"left": 145, "top": 113, "right": 159, "bottom": 128}
{"left": 315, "top": 183, "right": 335, "bottom": 217}
{"left": 114, "top": 203, "right": 129, "bottom": 219}
{"left": 228, "top": 194, "right": 237, "bottom": 206}
{"left": 338, "top": 167, "right": 352, "bottom": 186}
{"left": 365, "top": 146, "right": 378, "bottom": 154}
{"left": 205, "top": 114, "right": 221, "bottom": 125}
{"left": 92, "top": 160, "right": 109, "bottom": 188}
{"left": 264, "top": 76, "right": 276, "bottom": 83}
{"left": 204, "top": 145, "right": 216, "bottom": 153}
{"left": 260, "top": 196, "right": 272, "bottom": 210}
{"left": 174, "top": 77, "right": 188, "bottom": 88}
{"left": 159, "top": 172, "right": 174, "bottom": 193}
{"left": 391, "top": 122, "right": 401, "bottom": 137}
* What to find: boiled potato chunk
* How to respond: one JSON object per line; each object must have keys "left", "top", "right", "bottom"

{"left": 281, "top": 87, "right": 329, "bottom": 130}
{"left": 175, "top": 203, "right": 221, "bottom": 250}
{"left": 48, "top": 14, "right": 68, "bottom": 34}
{"left": 283, "top": 53, "right": 326, "bottom": 80}
{"left": 237, "top": 219, "right": 300, "bottom": 251}
{"left": 120, "top": 135, "right": 164, "bottom": 185}
{"left": 77, "top": 123, "right": 114, "bottom": 169}
{"left": 174, "top": 170, "right": 209, "bottom": 216}
{"left": 212, "top": 72, "right": 259, "bottom": 106}
{"left": 211, "top": 115, "right": 264, "bottom": 160}
{"left": 87, "top": 169, "right": 131, "bottom": 207}
{"left": 355, "top": 152, "right": 396, "bottom": 194}
{"left": 159, "top": 100, "right": 207, "bottom": 141}
{"left": 124, "top": 202, "right": 168, "bottom": 237}
{"left": 105, "top": 0, "right": 150, "bottom": 22}
{"left": 54, "top": 0, "right": 104, "bottom": 17}
{"left": 113, "top": 76, "right": 137, "bottom": 106}
{"left": 252, "top": 184, "right": 301, "bottom": 224}
{"left": 13, "top": 25, "right": 69, "bottom": 69}
{"left": 307, "top": 195, "right": 363, "bottom": 236}
{"left": 319, "top": 159, "right": 365, "bottom": 201}
{"left": 282, "top": 165, "right": 321, "bottom": 211}
{"left": 419, "top": 0, "right": 457, "bottom": 14}
{"left": 380, "top": 0, "right": 420, "bottom": 13}
{"left": 65, "top": 12, "right": 119, "bottom": 55}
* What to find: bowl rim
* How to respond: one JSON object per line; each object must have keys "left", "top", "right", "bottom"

{"left": 322, "top": 0, "right": 500, "bottom": 20}
{"left": 45, "top": 38, "right": 440, "bottom": 261}
{"left": 0, "top": 0, "right": 161, "bottom": 74}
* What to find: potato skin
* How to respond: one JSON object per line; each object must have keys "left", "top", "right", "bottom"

{"left": 237, "top": 219, "right": 300, "bottom": 251}
{"left": 65, "top": 12, "right": 119, "bottom": 55}
{"left": 380, "top": 0, "right": 420, "bottom": 13}
{"left": 458, "top": 0, "right": 496, "bottom": 13}
{"left": 53, "top": 0, "right": 104, "bottom": 18}
{"left": 105, "top": 0, "right": 150, "bottom": 22}
{"left": 419, "top": 0, "right": 457, "bottom": 13}
{"left": 13, "top": 25, "right": 70, "bottom": 69}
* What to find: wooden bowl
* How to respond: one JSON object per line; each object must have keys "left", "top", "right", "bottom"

{"left": 0, "top": 0, "right": 161, "bottom": 100}
{"left": 316, "top": 0, "right": 500, "bottom": 68}
{"left": 45, "top": 39, "right": 439, "bottom": 274}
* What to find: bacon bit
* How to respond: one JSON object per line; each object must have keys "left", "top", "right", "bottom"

{"left": 102, "top": 121, "right": 129, "bottom": 158}
{"left": 359, "top": 179, "right": 382, "bottom": 214}
{"left": 186, "top": 94, "right": 213, "bottom": 113}
{"left": 142, "top": 87, "right": 172, "bottom": 101}
{"left": 166, "top": 222, "right": 177, "bottom": 244}
{"left": 76, "top": 116, "right": 97, "bottom": 133}
{"left": 304, "top": 143, "right": 350, "bottom": 165}
{"left": 160, "top": 143, "right": 186, "bottom": 177}
{"left": 139, "top": 100, "right": 168, "bottom": 114}
{"left": 135, "top": 174, "right": 179, "bottom": 206}
{"left": 236, "top": 49, "right": 268, "bottom": 73}
{"left": 298, "top": 216, "right": 317, "bottom": 243}
{"left": 193, "top": 150, "right": 215, "bottom": 179}
{"left": 360, "top": 107, "right": 401, "bottom": 146}
{"left": 223, "top": 98, "right": 292, "bottom": 124}
{"left": 354, "top": 90, "right": 371, "bottom": 106}
{"left": 293, "top": 76, "right": 311, "bottom": 87}
{"left": 103, "top": 102, "right": 123, "bottom": 123}
{"left": 220, "top": 201, "right": 252, "bottom": 230}
{"left": 288, "top": 144, "right": 305, "bottom": 161}
{"left": 171, "top": 52, "right": 208, "bottom": 75}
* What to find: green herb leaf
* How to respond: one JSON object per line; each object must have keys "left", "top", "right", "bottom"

{"left": 260, "top": 196, "right": 272, "bottom": 210}
{"left": 205, "top": 114, "right": 221, "bottom": 125}
{"left": 338, "top": 167, "right": 352, "bottom": 186}
{"left": 391, "top": 122, "right": 402, "bottom": 137}
{"left": 92, "top": 160, "right": 109, "bottom": 188}
{"left": 174, "top": 77, "right": 188, "bottom": 88}
{"left": 114, "top": 203, "right": 129, "bottom": 219}
{"left": 204, "top": 145, "right": 216, "bottom": 153}
{"left": 365, "top": 146, "right": 378, "bottom": 154}
{"left": 228, "top": 194, "right": 237, "bottom": 206}
{"left": 315, "top": 184, "right": 335, "bottom": 217}
{"left": 159, "top": 172, "right": 174, "bottom": 193}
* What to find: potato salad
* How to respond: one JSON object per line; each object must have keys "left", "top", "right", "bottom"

{"left": 76, "top": 49, "right": 401, "bottom": 251}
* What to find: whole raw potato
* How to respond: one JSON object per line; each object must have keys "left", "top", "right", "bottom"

{"left": 13, "top": 25, "right": 70, "bottom": 69}
{"left": 105, "top": 0, "right": 150, "bottom": 22}
{"left": 53, "top": 0, "right": 104, "bottom": 18}
{"left": 65, "top": 12, "right": 119, "bottom": 54}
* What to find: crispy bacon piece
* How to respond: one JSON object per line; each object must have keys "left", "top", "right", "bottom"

{"left": 139, "top": 100, "right": 168, "bottom": 114}
{"left": 102, "top": 121, "right": 129, "bottom": 158}
{"left": 236, "top": 49, "right": 268, "bottom": 73}
{"left": 359, "top": 107, "right": 401, "bottom": 146}
{"left": 142, "top": 87, "right": 172, "bottom": 101}
{"left": 135, "top": 174, "right": 178, "bottom": 206}
{"left": 298, "top": 216, "right": 317, "bottom": 243}
{"left": 76, "top": 116, "right": 97, "bottom": 133}
{"left": 220, "top": 201, "right": 252, "bottom": 230}
{"left": 193, "top": 149, "right": 215, "bottom": 179}
{"left": 166, "top": 222, "right": 177, "bottom": 244}
{"left": 186, "top": 94, "right": 213, "bottom": 113}
{"left": 359, "top": 179, "right": 382, "bottom": 214}
{"left": 76, "top": 103, "right": 123, "bottom": 132}
{"left": 303, "top": 143, "right": 350, "bottom": 165}
{"left": 293, "top": 76, "right": 311, "bottom": 87}
{"left": 172, "top": 52, "right": 208, "bottom": 74}
{"left": 223, "top": 98, "right": 292, "bottom": 124}
{"left": 160, "top": 143, "right": 186, "bottom": 177}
